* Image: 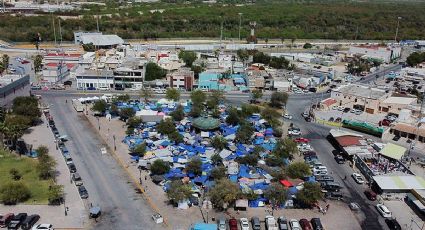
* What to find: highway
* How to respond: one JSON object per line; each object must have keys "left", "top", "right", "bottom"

{"left": 42, "top": 93, "right": 159, "bottom": 230}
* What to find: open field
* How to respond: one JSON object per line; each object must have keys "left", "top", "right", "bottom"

{"left": 0, "top": 151, "right": 52, "bottom": 205}
{"left": 1, "top": 1, "right": 425, "bottom": 42}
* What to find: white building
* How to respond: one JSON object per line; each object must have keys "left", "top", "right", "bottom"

{"left": 76, "top": 69, "right": 114, "bottom": 90}
{"left": 74, "top": 31, "right": 102, "bottom": 44}
{"left": 41, "top": 62, "right": 74, "bottom": 84}
{"left": 348, "top": 45, "right": 401, "bottom": 63}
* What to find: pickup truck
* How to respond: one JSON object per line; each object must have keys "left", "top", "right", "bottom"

{"left": 265, "top": 216, "right": 279, "bottom": 230}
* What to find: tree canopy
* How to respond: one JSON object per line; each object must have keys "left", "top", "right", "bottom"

{"left": 208, "top": 178, "right": 240, "bottom": 210}
{"left": 264, "top": 183, "right": 287, "bottom": 207}
{"left": 296, "top": 182, "right": 323, "bottom": 207}
{"left": 270, "top": 92, "right": 289, "bottom": 108}
{"left": 186, "top": 157, "right": 202, "bottom": 176}
{"left": 166, "top": 88, "right": 181, "bottom": 101}
{"left": 286, "top": 162, "right": 311, "bottom": 179}
{"left": 166, "top": 180, "right": 193, "bottom": 203}
{"left": 145, "top": 62, "right": 166, "bottom": 81}
{"left": 178, "top": 51, "right": 197, "bottom": 67}
{"left": 150, "top": 159, "right": 170, "bottom": 175}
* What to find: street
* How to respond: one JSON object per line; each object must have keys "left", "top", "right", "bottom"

{"left": 42, "top": 93, "right": 159, "bottom": 230}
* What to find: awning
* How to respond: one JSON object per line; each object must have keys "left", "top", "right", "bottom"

{"left": 379, "top": 143, "right": 406, "bottom": 160}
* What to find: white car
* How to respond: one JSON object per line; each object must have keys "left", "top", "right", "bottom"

{"left": 376, "top": 204, "right": 392, "bottom": 218}
{"left": 289, "top": 219, "right": 301, "bottom": 230}
{"left": 288, "top": 129, "right": 301, "bottom": 136}
{"left": 283, "top": 114, "right": 293, "bottom": 119}
{"left": 352, "top": 173, "right": 365, "bottom": 184}
{"left": 32, "top": 224, "right": 53, "bottom": 230}
{"left": 240, "top": 218, "right": 250, "bottom": 230}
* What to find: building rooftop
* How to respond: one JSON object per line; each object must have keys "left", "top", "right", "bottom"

{"left": 80, "top": 34, "right": 124, "bottom": 46}
{"left": 336, "top": 84, "right": 387, "bottom": 99}
{"left": 0, "top": 74, "right": 27, "bottom": 88}
{"left": 382, "top": 96, "right": 416, "bottom": 105}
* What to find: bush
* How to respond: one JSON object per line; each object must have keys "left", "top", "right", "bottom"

{"left": 48, "top": 185, "right": 64, "bottom": 205}
{"left": 211, "top": 135, "right": 227, "bottom": 151}
{"left": 210, "top": 166, "right": 226, "bottom": 180}
{"left": 286, "top": 162, "right": 311, "bottom": 179}
{"left": 132, "top": 142, "right": 146, "bottom": 157}
{"left": 186, "top": 157, "right": 202, "bottom": 176}
{"left": 168, "top": 131, "right": 183, "bottom": 143}
{"left": 150, "top": 159, "right": 170, "bottom": 175}
{"left": 170, "top": 105, "right": 185, "bottom": 121}
{"left": 0, "top": 182, "right": 31, "bottom": 204}
{"left": 9, "top": 168, "right": 22, "bottom": 181}
{"left": 166, "top": 180, "right": 192, "bottom": 203}
{"left": 157, "top": 118, "right": 176, "bottom": 135}
{"left": 296, "top": 182, "right": 323, "bottom": 207}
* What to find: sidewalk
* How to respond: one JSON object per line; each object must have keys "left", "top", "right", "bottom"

{"left": 84, "top": 110, "right": 362, "bottom": 229}
{"left": 0, "top": 116, "right": 86, "bottom": 229}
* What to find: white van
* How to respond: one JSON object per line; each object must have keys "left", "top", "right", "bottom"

{"left": 98, "top": 86, "right": 110, "bottom": 91}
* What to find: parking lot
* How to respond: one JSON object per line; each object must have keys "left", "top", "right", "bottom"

{"left": 0, "top": 115, "right": 86, "bottom": 229}
{"left": 315, "top": 108, "right": 386, "bottom": 125}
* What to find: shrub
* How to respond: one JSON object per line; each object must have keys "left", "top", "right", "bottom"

{"left": 0, "top": 182, "right": 31, "bottom": 204}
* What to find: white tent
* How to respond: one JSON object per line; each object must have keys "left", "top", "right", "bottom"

{"left": 219, "top": 149, "right": 232, "bottom": 159}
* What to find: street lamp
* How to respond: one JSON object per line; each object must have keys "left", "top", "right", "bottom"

{"left": 238, "top": 13, "right": 243, "bottom": 41}
{"left": 394, "top": 17, "right": 402, "bottom": 43}
{"left": 138, "top": 167, "right": 142, "bottom": 184}
{"left": 96, "top": 117, "right": 100, "bottom": 130}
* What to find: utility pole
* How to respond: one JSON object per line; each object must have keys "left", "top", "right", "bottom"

{"left": 58, "top": 19, "right": 62, "bottom": 45}
{"left": 51, "top": 13, "right": 57, "bottom": 47}
{"left": 238, "top": 13, "right": 243, "bottom": 41}
{"left": 220, "top": 18, "right": 223, "bottom": 45}
{"left": 395, "top": 17, "right": 402, "bottom": 43}
{"left": 96, "top": 15, "right": 100, "bottom": 32}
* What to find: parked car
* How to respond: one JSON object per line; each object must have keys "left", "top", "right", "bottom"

{"left": 354, "top": 109, "right": 363, "bottom": 115}
{"left": 289, "top": 219, "right": 301, "bottom": 230}
{"left": 295, "top": 138, "right": 310, "bottom": 143}
{"left": 277, "top": 216, "right": 288, "bottom": 230}
{"left": 283, "top": 114, "right": 293, "bottom": 120}
{"left": 376, "top": 204, "right": 392, "bottom": 218}
{"left": 364, "top": 190, "right": 377, "bottom": 201}
{"left": 334, "top": 155, "right": 345, "bottom": 164}
{"left": 321, "top": 182, "right": 342, "bottom": 192}
{"left": 251, "top": 217, "right": 261, "bottom": 230}
{"left": 78, "top": 185, "right": 89, "bottom": 199}
{"left": 68, "top": 163, "right": 76, "bottom": 173}
{"left": 72, "top": 173, "right": 83, "bottom": 186}
{"left": 31, "top": 224, "right": 53, "bottom": 230}
{"left": 310, "top": 218, "right": 323, "bottom": 230}
{"left": 86, "top": 87, "right": 96, "bottom": 91}
{"left": 349, "top": 202, "right": 360, "bottom": 211}
{"left": 343, "top": 107, "right": 350, "bottom": 113}
{"left": 31, "top": 85, "right": 42, "bottom": 90}
{"left": 240, "top": 218, "right": 250, "bottom": 230}
{"left": 315, "top": 175, "right": 334, "bottom": 182}
{"left": 325, "top": 191, "right": 343, "bottom": 200}
{"left": 392, "top": 135, "right": 401, "bottom": 141}
{"left": 352, "top": 173, "right": 365, "bottom": 184}
{"left": 265, "top": 216, "right": 278, "bottom": 230}
{"left": 0, "top": 213, "right": 14, "bottom": 228}
{"left": 288, "top": 128, "right": 302, "bottom": 136}
{"left": 217, "top": 219, "right": 226, "bottom": 230}
{"left": 299, "top": 219, "right": 312, "bottom": 230}
{"left": 7, "top": 213, "right": 27, "bottom": 229}
{"left": 385, "top": 218, "right": 402, "bottom": 230}
{"left": 20, "top": 215, "right": 40, "bottom": 230}
{"left": 65, "top": 155, "right": 73, "bottom": 165}
{"left": 228, "top": 218, "right": 238, "bottom": 230}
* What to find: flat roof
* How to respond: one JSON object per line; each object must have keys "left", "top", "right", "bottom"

{"left": 0, "top": 74, "right": 27, "bottom": 88}
{"left": 329, "top": 129, "right": 363, "bottom": 138}
{"left": 374, "top": 176, "right": 425, "bottom": 191}
{"left": 81, "top": 34, "right": 124, "bottom": 46}
{"left": 336, "top": 84, "right": 387, "bottom": 100}
{"left": 379, "top": 143, "right": 406, "bottom": 160}
{"left": 382, "top": 96, "right": 416, "bottom": 105}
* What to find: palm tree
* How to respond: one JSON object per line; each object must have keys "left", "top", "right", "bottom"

{"left": 139, "top": 88, "right": 153, "bottom": 103}
{"left": 2, "top": 54, "right": 9, "bottom": 70}
{"left": 0, "top": 61, "right": 4, "bottom": 76}
{"left": 0, "top": 123, "right": 25, "bottom": 149}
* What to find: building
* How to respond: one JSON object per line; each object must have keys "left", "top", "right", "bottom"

{"left": 74, "top": 31, "right": 103, "bottom": 44}
{"left": 41, "top": 62, "right": 75, "bottom": 84}
{"left": 75, "top": 69, "right": 114, "bottom": 90}
{"left": 331, "top": 84, "right": 388, "bottom": 114}
{"left": 273, "top": 79, "right": 291, "bottom": 92}
{"left": 198, "top": 72, "right": 220, "bottom": 91}
{"left": 389, "top": 122, "right": 425, "bottom": 143}
{"left": 167, "top": 68, "right": 194, "bottom": 91}
{"left": 80, "top": 34, "right": 124, "bottom": 49}
{"left": 348, "top": 45, "right": 401, "bottom": 63}
{"left": 415, "top": 40, "right": 425, "bottom": 49}
{"left": 113, "top": 58, "right": 146, "bottom": 89}
{"left": 0, "top": 74, "right": 30, "bottom": 108}
{"left": 379, "top": 96, "right": 417, "bottom": 115}
{"left": 44, "top": 53, "right": 81, "bottom": 64}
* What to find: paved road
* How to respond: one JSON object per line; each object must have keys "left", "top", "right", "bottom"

{"left": 42, "top": 93, "right": 159, "bottom": 230}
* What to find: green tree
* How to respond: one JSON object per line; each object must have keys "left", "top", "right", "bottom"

{"left": 225, "top": 107, "right": 240, "bottom": 125}
{"left": 253, "top": 51, "right": 271, "bottom": 64}
{"left": 157, "top": 118, "right": 176, "bottom": 135}
{"left": 286, "top": 162, "right": 311, "bottom": 179}
{"left": 406, "top": 52, "right": 425, "bottom": 67}
{"left": 265, "top": 155, "right": 284, "bottom": 167}
{"left": 207, "top": 90, "right": 225, "bottom": 109}
{"left": 48, "top": 184, "right": 64, "bottom": 205}
{"left": 168, "top": 131, "right": 183, "bottom": 143}
{"left": 264, "top": 182, "right": 287, "bottom": 207}
{"left": 0, "top": 182, "right": 31, "bottom": 205}
{"left": 296, "top": 182, "right": 323, "bottom": 207}
{"left": 210, "top": 166, "right": 226, "bottom": 180}
{"left": 139, "top": 88, "right": 153, "bottom": 103}
{"left": 251, "top": 89, "right": 263, "bottom": 102}
{"left": 34, "top": 55, "right": 43, "bottom": 72}
{"left": 166, "top": 180, "right": 193, "bottom": 203}
{"left": 2, "top": 54, "right": 9, "bottom": 70}
{"left": 12, "top": 96, "right": 41, "bottom": 123}
{"left": 145, "top": 62, "right": 167, "bottom": 81}
{"left": 211, "top": 135, "right": 227, "bottom": 151}
{"left": 132, "top": 142, "right": 146, "bottom": 157}
{"left": 303, "top": 43, "right": 313, "bottom": 49}
{"left": 166, "top": 88, "right": 180, "bottom": 101}
{"left": 270, "top": 92, "right": 289, "bottom": 108}
{"left": 211, "top": 153, "right": 223, "bottom": 166}
{"left": 170, "top": 105, "right": 185, "bottom": 121}
{"left": 9, "top": 168, "right": 22, "bottom": 181}
{"left": 36, "top": 146, "right": 56, "bottom": 180}
{"left": 273, "top": 138, "right": 298, "bottom": 159}
{"left": 150, "top": 159, "right": 170, "bottom": 175}
{"left": 236, "top": 49, "right": 249, "bottom": 64}
{"left": 208, "top": 178, "right": 240, "bottom": 210}
{"left": 236, "top": 122, "right": 254, "bottom": 144}
{"left": 236, "top": 153, "right": 259, "bottom": 166}
{"left": 190, "top": 90, "right": 206, "bottom": 106}
{"left": 119, "top": 108, "right": 136, "bottom": 121}
{"left": 190, "top": 104, "right": 202, "bottom": 117}
{"left": 261, "top": 107, "right": 280, "bottom": 123}
{"left": 91, "top": 100, "right": 108, "bottom": 114}
{"left": 0, "top": 60, "right": 5, "bottom": 75}
{"left": 178, "top": 50, "right": 197, "bottom": 67}
{"left": 191, "top": 65, "right": 204, "bottom": 78}
{"left": 241, "top": 104, "right": 260, "bottom": 117}
{"left": 82, "top": 43, "right": 95, "bottom": 52}
{"left": 126, "top": 117, "right": 142, "bottom": 129}
{"left": 186, "top": 157, "right": 202, "bottom": 176}
{"left": 116, "top": 94, "right": 130, "bottom": 102}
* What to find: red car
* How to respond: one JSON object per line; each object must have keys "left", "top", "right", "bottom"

{"left": 299, "top": 218, "right": 313, "bottom": 230}
{"left": 295, "top": 138, "right": 310, "bottom": 143}
{"left": 364, "top": 190, "right": 377, "bottom": 201}
{"left": 229, "top": 218, "right": 238, "bottom": 230}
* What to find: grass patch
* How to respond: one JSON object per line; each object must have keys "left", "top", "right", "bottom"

{"left": 0, "top": 151, "right": 53, "bottom": 204}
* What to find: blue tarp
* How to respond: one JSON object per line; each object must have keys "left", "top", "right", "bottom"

{"left": 239, "top": 165, "right": 251, "bottom": 178}
{"left": 194, "top": 175, "right": 208, "bottom": 184}
{"left": 248, "top": 198, "right": 268, "bottom": 207}
{"left": 287, "top": 186, "right": 298, "bottom": 195}
{"left": 229, "top": 175, "right": 238, "bottom": 183}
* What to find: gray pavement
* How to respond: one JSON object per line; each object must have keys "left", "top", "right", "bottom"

{"left": 42, "top": 94, "right": 160, "bottom": 230}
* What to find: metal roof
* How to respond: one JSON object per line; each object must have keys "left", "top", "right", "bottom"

{"left": 379, "top": 143, "right": 406, "bottom": 160}
{"left": 80, "top": 34, "right": 124, "bottom": 46}
{"left": 373, "top": 176, "right": 425, "bottom": 191}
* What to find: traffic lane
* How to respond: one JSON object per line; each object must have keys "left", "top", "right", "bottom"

{"left": 310, "top": 138, "right": 388, "bottom": 230}
{"left": 44, "top": 96, "right": 158, "bottom": 230}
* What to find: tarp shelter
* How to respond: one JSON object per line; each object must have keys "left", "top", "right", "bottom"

{"left": 379, "top": 143, "right": 406, "bottom": 160}
{"left": 279, "top": 180, "right": 293, "bottom": 188}
{"left": 219, "top": 149, "right": 232, "bottom": 159}
{"left": 178, "top": 199, "right": 189, "bottom": 209}
{"left": 192, "top": 223, "right": 218, "bottom": 230}
{"left": 192, "top": 117, "right": 220, "bottom": 130}
{"left": 153, "top": 149, "right": 172, "bottom": 157}
{"left": 235, "top": 199, "right": 248, "bottom": 211}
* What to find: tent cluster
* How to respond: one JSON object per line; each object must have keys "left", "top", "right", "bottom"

{"left": 121, "top": 100, "right": 305, "bottom": 209}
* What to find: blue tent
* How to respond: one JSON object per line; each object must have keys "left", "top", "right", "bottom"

{"left": 287, "top": 186, "right": 298, "bottom": 195}
{"left": 194, "top": 175, "right": 208, "bottom": 184}
{"left": 161, "top": 140, "right": 171, "bottom": 146}
{"left": 229, "top": 175, "right": 238, "bottom": 183}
